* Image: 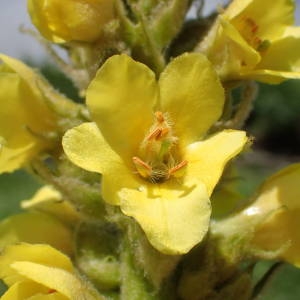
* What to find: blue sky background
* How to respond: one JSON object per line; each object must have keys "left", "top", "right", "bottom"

{"left": 0, "top": 0, "right": 300, "bottom": 62}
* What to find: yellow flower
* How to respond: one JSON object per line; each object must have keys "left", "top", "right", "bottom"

{"left": 21, "top": 185, "right": 81, "bottom": 225}
{"left": 0, "top": 54, "right": 73, "bottom": 173}
{"left": 28, "top": 0, "right": 115, "bottom": 43}
{"left": 199, "top": 0, "right": 300, "bottom": 83}
{"left": 0, "top": 243, "right": 101, "bottom": 300}
{"left": 62, "top": 53, "right": 247, "bottom": 254}
{"left": 241, "top": 163, "right": 300, "bottom": 266}
{"left": 0, "top": 211, "right": 73, "bottom": 255}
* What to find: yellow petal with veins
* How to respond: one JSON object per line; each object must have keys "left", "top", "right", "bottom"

{"left": 62, "top": 122, "right": 120, "bottom": 174}
{"left": 120, "top": 180, "right": 211, "bottom": 255}
{"left": 87, "top": 55, "right": 158, "bottom": 161}
{"left": 185, "top": 130, "right": 247, "bottom": 196}
{"left": 62, "top": 122, "right": 141, "bottom": 205}
{"left": 159, "top": 53, "right": 224, "bottom": 145}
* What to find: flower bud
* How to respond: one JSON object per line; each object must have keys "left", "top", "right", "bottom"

{"left": 28, "top": 0, "right": 115, "bottom": 43}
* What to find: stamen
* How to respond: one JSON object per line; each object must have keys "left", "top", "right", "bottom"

{"left": 158, "top": 128, "right": 169, "bottom": 139}
{"left": 168, "top": 160, "right": 188, "bottom": 178}
{"left": 132, "top": 156, "right": 152, "bottom": 179}
{"left": 146, "top": 128, "right": 163, "bottom": 141}
{"left": 146, "top": 125, "right": 170, "bottom": 141}
{"left": 155, "top": 111, "right": 165, "bottom": 123}
{"left": 134, "top": 111, "right": 186, "bottom": 183}
{"left": 245, "top": 17, "right": 258, "bottom": 34}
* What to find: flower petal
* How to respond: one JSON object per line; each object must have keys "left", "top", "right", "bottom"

{"left": 0, "top": 212, "right": 73, "bottom": 256}
{"left": 62, "top": 122, "right": 121, "bottom": 174}
{"left": 63, "top": 122, "right": 141, "bottom": 205}
{"left": 86, "top": 55, "right": 158, "bottom": 160}
{"left": 0, "top": 281, "right": 52, "bottom": 300}
{"left": 28, "top": 0, "right": 115, "bottom": 43}
{"left": 0, "top": 54, "right": 57, "bottom": 128}
{"left": 119, "top": 180, "right": 211, "bottom": 255}
{"left": 159, "top": 53, "right": 224, "bottom": 145}
{"left": 0, "top": 143, "right": 37, "bottom": 173}
{"left": 239, "top": 69, "right": 300, "bottom": 83}
{"left": 257, "top": 26, "right": 300, "bottom": 73}
{"left": 185, "top": 130, "right": 247, "bottom": 196}
{"left": 21, "top": 186, "right": 81, "bottom": 225}
{"left": 10, "top": 261, "right": 94, "bottom": 299}
{"left": 199, "top": 17, "right": 261, "bottom": 81}
{"left": 0, "top": 55, "right": 58, "bottom": 172}
{"left": 249, "top": 163, "right": 300, "bottom": 266}
{"left": 225, "top": 0, "right": 252, "bottom": 19}
{"left": 0, "top": 243, "right": 74, "bottom": 287}
{"left": 228, "top": 0, "right": 295, "bottom": 40}
{"left": 101, "top": 166, "right": 141, "bottom": 206}
{"left": 219, "top": 17, "right": 261, "bottom": 68}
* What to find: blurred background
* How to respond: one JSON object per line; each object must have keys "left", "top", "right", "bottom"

{"left": 0, "top": 0, "right": 300, "bottom": 299}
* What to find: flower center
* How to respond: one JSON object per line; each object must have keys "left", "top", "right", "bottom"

{"left": 132, "top": 111, "right": 187, "bottom": 183}
{"left": 238, "top": 17, "right": 270, "bottom": 52}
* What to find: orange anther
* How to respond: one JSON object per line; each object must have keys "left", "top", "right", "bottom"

{"left": 147, "top": 127, "right": 170, "bottom": 141}
{"left": 155, "top": 111, "right": 165, "bottom": 123}
{"left": 147, "top": 128, "right": 163, "bottom": 140}
{"left": 133, "top": 157, "right": 151, "bottom": 170}
{"left": 244, "top": 17, "right": 259, "bottom": 34}
{"left": 157, "top": 127, "right": 169, "bottom": 139}
{"left": 133, "top": 156, "right": 152, "bottom": 178}
{"left": 168, "top": 160, "right": 188, "bottom": 177}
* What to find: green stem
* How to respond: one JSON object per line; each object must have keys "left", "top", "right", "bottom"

{"left": 252, "top": 262, "right": 283, "bottom": 299}
{"left": 20, "top": 26, "right": 90, "bottom": 92}
{"left": 226, "top": 81, "right": 258, "bottom": 129}
{"left": 30, "top": 159, "right": 106, "bottom": 220}
{"left": 213, "top": 81, "right": 258, "bottom": 131}
{"left": 120, "top": 233, "right": 157, "bottom": 300}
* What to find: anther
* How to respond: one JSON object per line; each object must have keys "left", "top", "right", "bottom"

{"left": 168, "top": 160, "right": 188, "bottom": 178}
{"left": 245, "top": 17, "right": 258, "bottom": 32}
{"left": 155, "top": 111, "right": 165, "bottom": 123}
{"left": 146, "top": 128, "right": 163, "bottom": 141}
{"left": 146, "top": 127, "right": 170, "bottom": 141}
{"left": 132, "top": 156, "right": 152, "bottom": 179}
